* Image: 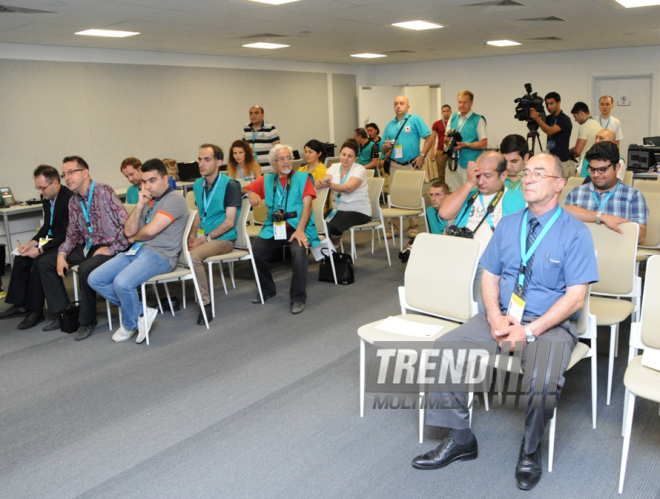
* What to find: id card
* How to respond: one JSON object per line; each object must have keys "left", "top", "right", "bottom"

{"left": 83, "top": 237, "right": 92, "bottom": 258}
{"left": 507, "top": 292, "right": 525, "bottom": 324}
{"left": 197, "top": 228, "right": 205, "bottom": 238}
{"left": 394, "top": 144, "right": 403, "bottom": 159}
{"left": 326, "top": 208, "right": 337, "bottom": 222}
{"left": 273, "top": 220, "right": 287, "bottom": 240}
{"left": 38, "top": 237, "right": 52, "bottom": 248}
{"left": 547, "top": 139, "right": 555, "bottom": 150}
{"left": 126, "top": 241, "right": 144, "bottom": 256}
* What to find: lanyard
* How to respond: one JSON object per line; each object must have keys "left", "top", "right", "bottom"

{"left": 79, "top": 180, "right": 95, "bottom": 235}
{"left": 478, "top": 193, "right": 496, "bottom": 229}
{"left": 238, "top": 167, "right": 248, "bottom": 181}
{"left": 599, "top": 116, "right": 610, "bottom": 129}
{"left": 335, "top": 165, "right": 354, "bottom": 205}
{"left": 518, "top": 208, "right": 562, "bottom": 287}
{"left": 251, "top": 126, "right": 259, "bottom": 145}
{"left": 201, "top": 177, "right": 221, "bottom": 227}
{"left": 591, "top": 182, "right": 619, "bottom": 211}
{"left": 454, "top": 113, "right": 470, "bottom": 133}
{"left": 273, "top": 173, "right": 292, "bottom": 209}
{"left": 505, "top": 178, "right": 522, "bottom": 191}
{"left": 47, "top": 198, "right": 55, "bottom": 236}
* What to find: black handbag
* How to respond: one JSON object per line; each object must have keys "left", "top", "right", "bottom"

{"left": 319, "top": 249, "right": 354, "bottom": 285}
{"left": 59, "top": 301, "right": 81, "bottom": 333}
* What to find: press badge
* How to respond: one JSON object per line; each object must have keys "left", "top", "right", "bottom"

{"left": 507, "top": 291, "right": 525, "bottom": 324}
{"left": 126, "top": 241, "right": 144, "bottom": 256}
{"left": 394, "top": 144, "right": 403, "bottom": 159}
{"left": 197, "top": 228, "right": 205, "bottom": 238}
{"left": 405, "top": 126, "right": 411, "bottom": 133}
{"left": 38, "top": 237, "right": 52, "bottom": 248}
{"left": 83, "top": 237, "right": 92, "bottom": 257}
{"left": 273, "top": 220, "right": 287, "bottom": 240}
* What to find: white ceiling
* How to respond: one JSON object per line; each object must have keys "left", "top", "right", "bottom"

{"left": 1, "top": 0, "right": 660, "bottom": 65}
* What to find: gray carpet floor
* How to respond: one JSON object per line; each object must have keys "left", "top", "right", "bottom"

{"left": 1, "top": 229, "right": 659, "bottom": 499}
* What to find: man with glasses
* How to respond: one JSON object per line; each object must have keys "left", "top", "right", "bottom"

{"left": 0, "top": 165, "right": 73, "bottom": 329}
{"left": 564, "top": 141, "right": 648, "bottom": 244}
{"left": 243, "top": 144, "right": 319, "bottom": 315}
{"left": 38, "top": 156, "right": 129, "bottom": 339}
{"left": 576, "top": 129, "right": 627, "bottom": 181}
{"left": 412, "top": 153, "right": 598, "bottom": 491}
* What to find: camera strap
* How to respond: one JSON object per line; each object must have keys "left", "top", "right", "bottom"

{"left": 386, "top": 116, "right": 410, "bottom": 159}
{"left": 456, "top": 187, "right": 504, "bottom": 233}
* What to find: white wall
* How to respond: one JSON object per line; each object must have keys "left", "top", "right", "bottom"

{"left": 372, "top": 46, "right": 660, "bottom": 153}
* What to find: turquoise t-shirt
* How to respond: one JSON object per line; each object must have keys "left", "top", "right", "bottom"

{"left": 427, "top": 206, "right": 448, "bottom": 235}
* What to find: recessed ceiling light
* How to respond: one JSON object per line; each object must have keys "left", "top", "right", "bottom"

{"left": 248, "top": 0, "right": 301, "bottom": 4}
{"left": 392, "top": 20, "right": 443, "bottom": 31}
{"left": 615, "top": 0, "right": 660, "bottom": 7}
{"left": 351, "top": 53, "right": 386, "bottom": 59}
{"left": 76, "top": 29, "right": 139, "bottom": 38}
{"left": 487, "top": 39, "right": 521, "bottom": 47}
{"left": 242, "top": 42, "right": 290, "bottom": 49}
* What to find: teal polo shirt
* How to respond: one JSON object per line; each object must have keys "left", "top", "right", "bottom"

{"left": 382, "top": 113, "right": 431, "bottom": 163}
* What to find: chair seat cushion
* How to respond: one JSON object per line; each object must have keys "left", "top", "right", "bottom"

{"left": 352, "top": 221, "right": 380, "bottom": 230}
{"left": 382, "top": 208, "right": 423, "bottom": 218}
{"left": 624, "top": 356, "right": 660, "bottom": 403}
{"left": 590, "top": 296, "right": 635, "bottom": 326}
{"left": 204, "top": 250, "right": 249, "bottom": 263}
{"left": 567, "top": 341, "right": 591, "bottom": 370}
{"left": 358, "top": 314, "right": 461, "bottom": 344}
{"left": 147, "top": 267, "right": 191, "bottom": 282}
{"left": 246, "top": 226, "right": 262, "bottom": 238}
{"left": 637, "top": 248, "right": 660, "bottom": 262}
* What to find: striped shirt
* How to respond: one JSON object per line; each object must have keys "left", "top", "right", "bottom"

{"left": 243, "top": 121, "right": 280, "bottom": 167}
{"left": 563, "top": 180, "right": 648, "bottom": 226}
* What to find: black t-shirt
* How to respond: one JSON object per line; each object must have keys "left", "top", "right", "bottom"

{"left": 544, "top": 111, "right": 572, "bottom": 161}
{"left": 204, "top": 177, "right": 242, "bottom": 208}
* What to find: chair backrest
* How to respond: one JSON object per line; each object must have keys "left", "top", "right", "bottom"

{"left": 312, "top": 188, "right": 329, "bottom": 236}
{"left": 640, "top": 255, "right": 660, "bottom": 349}
{"left": 185, "top": 191, "right": 197, "bottom": 211}
{"left": 587, "top": 222, "right": 639, "bottom": 295}
{"left": 559, "top": 185, "right": 574, "bottom": 205}
{"left": 292, "top": 159, "right": 302, "bottom": 170}
{"left": 575, "top": 284, "right": 592, "bottom": 337}
{"left": 389, "top": 170, "right": 425, "bottom": 209}
{"left": 634, "top": 179, "right": 660, "bottom": 193}
{"left": 179, "top": 209, "right": 197, "bottom": 267}
{"left": 123, "top": 203, "right": 136, "bottom": 213}
{"left": 233, "top": 197, "right": 251, "bottom": 249}
{"left": 405, "top": 233, "right": 482, "bottom": 321}
{"left": 252, "top": 201, "right": 269, "bottom": 224}
{"left": 623, "top": 170, "right": 633, "bottom": 186}
{"left": 641, "top": 191, "right": 660, "bottom": 248}
{"left": 325, "top": 157, "right": 340, "bottom": 169}
{"left": 566, "top": 176, "right": 583, "bottom": 189}
{"left": 366, "top": 177, "right": 384, "bottom": 220}
{"left": 365, "top": 169, "right": 375, "bottom": 178}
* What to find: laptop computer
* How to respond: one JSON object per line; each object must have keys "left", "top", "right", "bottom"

{"left": 177, "top": 162, "right": 201, "bottom": 182}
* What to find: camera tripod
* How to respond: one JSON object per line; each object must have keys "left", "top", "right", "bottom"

{"left": 527, "top": 129, "right": 544, "bottom": 156}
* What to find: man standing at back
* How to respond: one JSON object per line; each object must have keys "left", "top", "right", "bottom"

{"left": 529, "top": 92, "right": 572, "bottom": 175}
{"left": 430, "top": 104, "right": 452, "bottom": 186}
{"left": 597, "top": 95, "right": 623, "bottom": 147}
{"left": 188, "top": 144, "right": 242, "bottom": 325}
{"left": 445, "top": 90, "right": 487, "bottom": 193}
{"left": 243, "top": 105, "right": 281, "bottom": 171}
{"left": 569, "top": 102, "right": 602, "bottom": 178}
{"left": 40, "top": 156, "right": 129, "bottom": 340}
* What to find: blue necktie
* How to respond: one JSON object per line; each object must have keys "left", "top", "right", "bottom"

{"left": 522, "top": 218, "right": 540, "bottom": 298}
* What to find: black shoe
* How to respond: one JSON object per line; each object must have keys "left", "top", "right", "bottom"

{"left": 515, "top": 440, "right": 542, "bottom": 490}
{"left": 0, "top": 305, "right": 28, "bottom": 319}
{"left": 291, "top": 302, "right": 305, "bottom": 314}
{"left": 412, "top": 436, "right": 478, "bottom": 470}
{"left": 42, "top": 318, "right": 61, "bottom": 332}
{"left": 74, "top": 321, "right": 97, "bottom": 341}
{"left": 197, "top": 303, "right": 213, "bottom": 326}
{"left": 17, "top": 311, "right": 45, "bottom": 330}
{"left": 252, "top": 292, "right": 276, "bottom": 304}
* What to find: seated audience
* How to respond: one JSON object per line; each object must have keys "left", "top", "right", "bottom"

{"left": 189, "top": 144, "right": 242, "bottom": 325}
{"left": 298, "top": 139, "right": 327, "bottom": 183}
{"left": 0, "top": 165, "right": 73, "bottom": 329}
{"left": 42, "top": 156, "right": 129, "bottom": 340}
{"left": 243, "top": 144, "right": 319, "bottom": 315}
{"left": 88, "top": 159, "right": 189, "bottom": 343}
{"left": 121, "top": 157, "right": 143, "bottom": 204}
{"left": 354, "top": 128, "right": 379, "bottom": 170}
{"left": 563, "top": 141, "right": 648, "bottom": 244}
{"left": 227, "top": 140, "right": 262, "bottom": 182}
{"left": 500, "top": 134, "right": 529, "bottom": 191}
{"left": 316, "top": 139, "right": 371, "bottom": 249}
{"left": 426, "top": 182, "right": 450, "bottom": 235}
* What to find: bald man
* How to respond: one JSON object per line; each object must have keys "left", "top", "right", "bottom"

{"left": 577, "top": 129, "right": 627, "bottom": 181}
{"left": 243, "top": 105, "right": 281, "bottom": 170}
{"left": 382, "top": 95, "right": 433, "bottom": 237}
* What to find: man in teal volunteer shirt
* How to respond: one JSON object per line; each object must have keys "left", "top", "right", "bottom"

{"left": 121, "top": 157, "right": 143, "bottom": 204}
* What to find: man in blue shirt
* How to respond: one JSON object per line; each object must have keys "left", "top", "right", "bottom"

{"left": 412, "top": 153, "right": 599, "bottom": 491}
{"left": 382, "top": 95, "right": 433, "bottom": 237}
{"left": 564, "top": 141, "right": 648, "bottom": 245}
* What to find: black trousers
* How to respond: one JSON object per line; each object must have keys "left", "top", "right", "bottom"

{"left": 327, "top": 210, "right": 372, "bottom": 237}
{"left": 38, "top": 245, "right": 114, "bottom": 325}
{"left": 4, "top": 248, "right": 57, "bottom": 311}
{"left": 252, "top": 228, "right": 308, "bottom": 303}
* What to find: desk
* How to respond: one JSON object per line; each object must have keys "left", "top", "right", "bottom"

{"left": 632, "top": 172, "right": 658, "bottom": 180}
{"left": 0, "top": 204, "right": 44, "bottom": 266}
{"left": 177, "top": 181, "right": 195, "bottom": 196}
{"left": 114, "top": 187, "right": 128, "bottom": 201}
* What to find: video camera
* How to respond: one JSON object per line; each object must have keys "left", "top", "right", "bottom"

{"left": 514, "top": 83, "right": 545, "bottom": 132}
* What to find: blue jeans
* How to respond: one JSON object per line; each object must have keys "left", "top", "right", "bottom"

{"left": 88, "top": 249, "right": 173, "bottom": 330}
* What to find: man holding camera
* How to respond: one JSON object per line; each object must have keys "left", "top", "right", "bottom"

{"left": 445, "top": 90, "right": 488, "bottom": 193}
{"left": 438, "top": 151, "right": 526, "bottom": 311}
{"left": 529, "top": 92, "right": 572, "bottom": 177}
{"left": 244, "top": 144, "right": 319, "bottom": 315}
{"left": 189, "top": 144, "right": 242, "bottom": 325}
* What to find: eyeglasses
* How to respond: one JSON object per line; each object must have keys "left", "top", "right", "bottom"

{"left": 274, "top": 156, "right": 293, "bottom": 163}
{"left": 60, "top": 169, "right": 84, "bottom": 178}
{"left": 586, "top": 164, "right": 613, "bottom": 175}
{"left": 35, "top": 180, "right": 55, "bottom": 192}
{"left": 521, "top": 169, "right": 563, "bottom": 182}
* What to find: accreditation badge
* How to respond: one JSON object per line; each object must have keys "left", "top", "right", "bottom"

{"left": 38, "top": 237, "right": 52, "bottom": 248}
{"left": 394, "top": 144, "right": 403, "bottom": 159}
{"left": 126, "top": 241, "right": 144, "bottom": 256}
{"left": 507, "top": 291, "right": 525, "bottom": 324}
{"left": 83, "top": 237, "right": 92, "bottom": 257}
{"left": 197, "top": 228, "right": 205, "bottom": 238}
{"left": 273, "top": 220, "right": 287, "bottom": 240}
{"left": 404, "top": 126, "right": 411, "bottom": 133}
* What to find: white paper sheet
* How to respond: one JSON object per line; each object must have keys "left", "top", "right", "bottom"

{"left": 375, "top": 316, "right": 443, "bottom": 338}
{"left": 11, "top": 246, "right": 20, "bottom": 256}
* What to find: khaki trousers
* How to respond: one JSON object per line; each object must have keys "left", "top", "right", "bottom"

{"left": 189, "top": 239, "right": 234, "bottom": 305}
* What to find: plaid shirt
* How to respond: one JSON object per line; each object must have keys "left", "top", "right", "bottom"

{"left": 564, "top": 180, "right": 648, "bottom": 226}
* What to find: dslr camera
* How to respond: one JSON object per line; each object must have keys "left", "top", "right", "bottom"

{"left": 514, "top": 83, "right": 545, "bottom": 130}
{"left": 272, "top": 209, "right": 297, "bottom": 223}
{"left": 446, "top": 225, "right": 474, "bottom": 239}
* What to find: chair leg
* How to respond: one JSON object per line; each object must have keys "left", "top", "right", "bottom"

{"left": 73, "top": 272, "right": 79, "bottom": 302}
{"left": 381, "top": 223, "right": 391, "bottom": 266}
{"left": 389, "top": 219, "right": 396, "bottom": 247}
{"left": 549, "top": 407, "right": 557, "bottom": 472}
{"left": 419, "top": 391, "right": 425, "bottom": 443}
{"left": 182, "top": 281, "right": 186, "bottom": 309}
{"left": 164, "top": 284, "right": 175, "bottom": 316}
{"left": 468, "top": 392, "right": 473, "bottom": 428}
{"left": 360, "top": 339, "right": 365, "bottom": 417}
{"left": 399, "top": 217, "right": 404, "bottom": 252}
{"left": 591, "top": 338, "right": 598, "bottom": 429}
{"left": 371, "top": 228, "right": 375, "bottom": 254}
{"left": 229, "top": 262, "right": 236, "bottom": 289}
{"left": 249, "top": 256, "right": 265, "bottom": 304}
{"left": 484, "top": 392, "right": 489, "bottom": 412}
{"left": 208, "top": 262, "right": 216, "bottom": 318}
{"left": 328, "top": 243, "right": 338, "bottom": 284}
{"left": 141, "top": 284, "right": 150, "bottom": 346}
{"left": 615, "top": 323, "right": 620, "bottom": 358}
{"left": 152, "top": 283, "right": 164, "bottom": 314}
{"left": 607, "top": 324, "right": 616, "bottom": 405}
{"left": 218, "top": 262, "right": 228, "bottom": 295}
{"left": 106, "top": 299, "right": 112, "bottom": 330}
{"left": 619, "top": 392, "right": 636, "bottom": 494}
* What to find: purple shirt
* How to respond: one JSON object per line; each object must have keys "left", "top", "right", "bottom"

{"left": 59, "top": 182, "right": 129, "bottom": 256}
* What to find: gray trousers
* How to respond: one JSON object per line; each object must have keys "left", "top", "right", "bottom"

{"left": 425, "top": 313, "right": 577, "bottom": 454}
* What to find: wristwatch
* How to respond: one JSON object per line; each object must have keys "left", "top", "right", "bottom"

{"left": 596, "top": 211, "right": 603, "bottom": 225}
{"left": 205, "top": 234, "right": 212, "bottom": 243}
{"left": 524, "top": 324, "right": 536, "bottom": 343}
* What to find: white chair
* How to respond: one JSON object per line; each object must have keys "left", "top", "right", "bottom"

{"left": 559, "top": 185, "right": 574, "bottom": 205}
{"left": 565, "top": 176, "right": 583, "bottom": 189}
{"left": 325, "top": 156, "right": 340, "bottom": 169}
{"left": 365, "top": 169, "right": 375, "bottom": 178}
{"left": 348, "top": 177, "right": 391, "bottom": 266}
{"left": 619, "top": 255, "right": 660, "bottom": 493}
{"left": 312, "top": 188, "right": 337, "bottom": 284}
{"left": 381, "top": 170, "right": 427, "bottom": 251}
{"left": 623, "top": 170, "right": 633, "bottom": 187}
{"left": 71, "top": 265, "right": 115, "bottom": 330}
{"left": 633, "top": 179, "right": 660, "bottom": 193}
{"left": 635, "top": 192, "right": 660, "bottom": 263}
{"left": 357, "top": 233, "right": 482, "bottom": 443}
{"left": 203, "top": 198, "right": 264, "bottom": 316}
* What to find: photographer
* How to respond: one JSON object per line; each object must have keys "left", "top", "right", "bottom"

{"left": 438, "top": 151, "right": 525, "bottom": 311}
{"left": 529, "top": 92, "right": 572, "bottom": 175}
{"left": 243, "top": 144, "right": 319, "bottom": 315}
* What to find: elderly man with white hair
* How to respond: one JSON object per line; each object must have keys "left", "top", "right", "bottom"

{"left": 242, "top": 144, "right": 320, "bottom": 315}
